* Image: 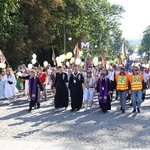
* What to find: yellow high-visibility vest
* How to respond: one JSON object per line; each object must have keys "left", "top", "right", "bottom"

{"left": 116, "top": 74, "right": 129, "bottom": 91}
{"left": 129, "top": 74, "right": 143, "bottom": 91}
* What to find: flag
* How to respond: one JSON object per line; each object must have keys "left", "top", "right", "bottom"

{"left": 85, "top": 58, "right": 92, "bottom": 70}
{"left": 73, "top": 43, "right": 80, "bottom": 62}
{"left": 118, "top": 39, "right": 127, "bottom": 65}
{"left": 52, "top": 46, "right": 56, "bottom": 65}
{"left": 101, "top": 44, "right": 106, "bottom": 67}
{"left": 0, "top": 50, "right": 6, "bottom": 63}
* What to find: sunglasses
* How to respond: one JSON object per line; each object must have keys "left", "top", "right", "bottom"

{"left": 87, "top": 72, "right": 92, "bottom": 74}
{"left": 133, "top": 69, "right": 138, "bottom": 71}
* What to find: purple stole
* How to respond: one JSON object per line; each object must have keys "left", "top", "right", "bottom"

{"left": 99, "top": 78, "right": 108, "bottom": 103}
{"left": 29, "top": 77, "right": 37, "bottom": 101}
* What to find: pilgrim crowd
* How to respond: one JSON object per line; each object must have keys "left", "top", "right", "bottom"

{"left": 0, "top": 62, "right": 150, "bottom": 113}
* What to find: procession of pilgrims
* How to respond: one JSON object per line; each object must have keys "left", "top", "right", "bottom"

{"left": 0, "top": 62, "right": 150, "bottom": 113}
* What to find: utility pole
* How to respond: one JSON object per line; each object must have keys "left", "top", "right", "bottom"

{"left": 63, "top": 24, "right": 66, "bottom": 54}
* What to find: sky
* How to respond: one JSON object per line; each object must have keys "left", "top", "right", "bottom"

{"left": 109, "top": 0, "right": 150, "bottom": 40}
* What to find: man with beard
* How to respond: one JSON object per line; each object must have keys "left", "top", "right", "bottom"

{"left": 69, "top": 66, "right": 84, "bottom": 112}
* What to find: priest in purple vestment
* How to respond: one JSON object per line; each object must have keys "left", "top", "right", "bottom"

{"left": 20, "top": 70, "right": 43, "bottom": 112}
{"left": 97, "top": 72, "right": 112, "bottom": 113}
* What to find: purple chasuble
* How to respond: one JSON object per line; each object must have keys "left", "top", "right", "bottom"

{"left": 29, "top": 77, "right": 37, "bottom": 101}
{"left": 99, "top": 78, "right": 108, "bottom": 103}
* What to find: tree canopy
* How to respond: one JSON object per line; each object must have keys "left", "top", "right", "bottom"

{"left": 0, "top": 0, "right": 125, "bottom": 67}
{"left": 140, "top": 25, "right": 150, "bottom": 53}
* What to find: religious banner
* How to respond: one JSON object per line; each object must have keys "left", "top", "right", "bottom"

{"left": 73, "top": 43, "right": 80, "bottom": 62}
{"left": 118, "top": 39, "right": 127, "bottom": 65}
{"left": 81, "top": 42, "right": 89, "bottom": 50}
{"left": 85, "top": 58, "right": 92, "bottom": 70}
{"left": 81, "top": 37, "right": 89, "bottom": 51}
{"left": 0, "top": 50, "right": 6, "bottom": 63}
{"left": 52, "top": 46, "right": 56, "bottom": 65}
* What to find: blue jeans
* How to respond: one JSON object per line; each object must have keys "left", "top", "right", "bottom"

{"left": 132, "top": 90, "right": 142, "bottom": 109}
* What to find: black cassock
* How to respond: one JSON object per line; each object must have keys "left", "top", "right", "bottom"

{"left": 69, "top": 72, "right": 84, "bottom": 110}
{"left": 54, "top": 72, "right": 69, "bottom": 108}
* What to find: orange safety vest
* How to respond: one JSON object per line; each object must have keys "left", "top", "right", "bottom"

{"left": 129, "top": 74, "right": 143, "bottom": 91}
{"left": 116, "top": 74, "right": 129, "bottom": 91}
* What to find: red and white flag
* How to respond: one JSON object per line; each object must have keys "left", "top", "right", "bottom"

{"left": 0, "top": 50, "right": 6, "bottom": 63}
{"left": 73, "top": 43, "right": 80, "bottom": 62}
{"left": 118, "top": 39, "right": 127, "bottom": 65}
{"left": 85, "top": 58, "right": 92, "bottom": 70}
{"left": 52, "top": 47, "right": 56, "bottom": 65}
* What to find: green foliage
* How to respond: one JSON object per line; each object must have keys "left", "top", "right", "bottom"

{"left": 0, "top": 0, "right": 125, "bottom": 67}
{"left": 0, "top": 0, "right": 27, "bottom": 64}
{"left": 140, "top": 25, "right": 150, "bottom": 54}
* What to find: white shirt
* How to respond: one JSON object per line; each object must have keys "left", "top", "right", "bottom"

{"left": 108, "top": 71, "right": 115, "bottom": 81}
{"left": 141, "top": 72, "right": 149, "bottom": 82}
{"left": 84, "top": 76, "right": 95, "bottom": 87}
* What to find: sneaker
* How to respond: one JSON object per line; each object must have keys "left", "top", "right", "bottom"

{"left": 137, "top": 108, "right": 140, "bottom": 113}
{"left": 132, "top": 109, "right": 136, "bottom": 113}
{"left": 89, "top": 107, "right": 92, "bottom": 110}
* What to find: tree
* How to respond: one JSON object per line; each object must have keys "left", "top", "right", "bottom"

{"left": 51, "top": 0, "right": 125, "bottom": 56}
{"left": 0, "top": 0, "right": 27, "bottom": 65}
{"left": 140, "top": 25, "right": 150, "bottom": 54}
{"left": 17, "top": 0, "right": 65, "bottom": 62}
{"left": 0, "top": 0, "right": 125, "bottom": 67}
{"left": 77, "top": 0, "right": 124, "bottom": 61}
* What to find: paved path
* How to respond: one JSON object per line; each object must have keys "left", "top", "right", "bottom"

{"left": 0, "top": 88, "right": 150, "bottom": 150}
